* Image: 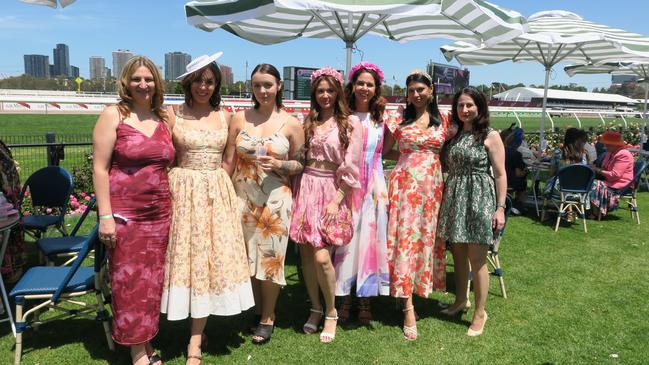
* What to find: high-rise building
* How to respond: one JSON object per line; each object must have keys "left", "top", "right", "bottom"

{"left": 164, "top": 52, "right": 191, "bottom": 80}
{"left": 112, "top": 49, "right": 135, "bottom": 78}
{"left": 220, "top": 64, "right": 234, "bottom": 86}
{"left": 104, "top": 67, "right": 112, "bottom": 79}
{"left": 24, "top": 54, "right": 50, "bottom": 78}
{"left": 71, "top": 65, "right": 80, "bottom": 78}
{"left": 52, "top": 43, "right": 70, "bottom": 77}
{"left": 89, "top": 56, "right": 106, "bottom": 80}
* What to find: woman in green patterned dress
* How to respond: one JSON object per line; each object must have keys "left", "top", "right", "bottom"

{"left": 437, "top": 88, "right": 506, "bottom": 337}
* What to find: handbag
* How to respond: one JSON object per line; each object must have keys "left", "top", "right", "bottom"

{"left": 318, "top": 204, "right": 353, "bottom": 246}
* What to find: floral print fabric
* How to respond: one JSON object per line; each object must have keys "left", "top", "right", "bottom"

{"left": 161, "top": 115, "right": 254, "bottom": 320}
{"left": 437, "top": 130, "right": 497, "bottom": 246}
{"left": 386, "top": 115, "right": 448, "bottom": 298}
{"left": 334, "top": 112, "right": 389, "bottom": 297}
{"left": 233, "top": 122, "right": 292, "bottom": 285}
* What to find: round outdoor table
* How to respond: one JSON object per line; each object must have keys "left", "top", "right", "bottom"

{"left": 0, "top": 214, "right": 19, "bottom": 337}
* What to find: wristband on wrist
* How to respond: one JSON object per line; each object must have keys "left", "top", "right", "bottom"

{"left": 98, "top": 214, "right": 113, "bottom": 220}
{"left": 496, "top": 204, "right": 506, "bottom": 210}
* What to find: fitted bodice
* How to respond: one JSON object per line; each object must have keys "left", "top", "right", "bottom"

{"left": 446, "top": 130, "right": 492, "bottom": 176}
{"left": 172, "top": 113, "right": 228, "bottom": 170}
{"left": 235, "top": 121, "right": 290, "bottom": 162}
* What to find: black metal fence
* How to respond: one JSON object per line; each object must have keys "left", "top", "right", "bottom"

{"left": 1, "top": 133, "right": 92, "bottom": 181}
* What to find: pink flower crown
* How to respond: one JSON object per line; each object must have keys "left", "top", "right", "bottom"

{"left": 310, "top": 67, "right": 344, "bottom": 86}
{"left": 349, "top": 62, "right": 384, "bottom": 84}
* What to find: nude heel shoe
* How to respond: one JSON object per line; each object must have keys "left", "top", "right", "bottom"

{"left": 402, "top": 305, "right": 417, "bottom": 341}
{"left": 467, "top": 311, "right": 488, "bottom": 337}
{"left": 319, "top": 310, "right": 338, "bottom": 343}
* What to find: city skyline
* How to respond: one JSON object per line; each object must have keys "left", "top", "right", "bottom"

{"left": 4, "top": 1, "right": 649, "bottom": 90}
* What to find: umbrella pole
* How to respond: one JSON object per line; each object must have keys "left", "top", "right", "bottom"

{"left": 540, "top": 67, "right": 551, "bottom": 152}
{"left": 643, "top": 84, "right": 648, "bottom": 146}
{"left": 345, "top": 41, "right": 353, "bottom": 79}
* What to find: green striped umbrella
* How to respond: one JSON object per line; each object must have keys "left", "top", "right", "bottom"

{"left": 565, "top": 60, "right": 649, "bottom": 141}
{"left": 185, "top": 0, "right": 528, "bottom": 75}
{"left": 441, "top": 10, "right": 649, "bottom": 143}
{"left": 19, "top": 0, "right": 76, "bottom": 8}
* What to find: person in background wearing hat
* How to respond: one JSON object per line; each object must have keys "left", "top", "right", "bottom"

{"left": 226, "top": 63, "right": 304, "bottom": 345}
{"left": 93, "top": 56, "right": 174, "bottom": 365}
{"left": 588, "top": 131, "right": 634, "bottom": 218}
{"left": 160, "top": 53, "right": 254, "bottom": 364}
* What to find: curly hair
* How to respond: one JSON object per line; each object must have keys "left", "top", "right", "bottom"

{"left": 180, "top": 62, "right": 222, "bottom": 110}
{"left": 304, "top": 75, "right": 352, "bottom": 149}
{"left": 400, "top": 72, "right": 441, "bottom": 128}
{"left": 116, "top": 56, "right": 167, "bottom": 121}
{"left": 345, "top": 68, "right": 386, "bottom": 124}
{"left": 450, "top": 87, "right": 490, "bottom": 143}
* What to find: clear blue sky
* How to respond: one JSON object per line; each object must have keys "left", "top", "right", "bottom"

{"left": 2, "top": 0, "right": 648, "bottom": 90}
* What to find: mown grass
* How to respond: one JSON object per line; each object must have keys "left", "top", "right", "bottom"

{"left": 0, "top": 192, "right": 647, "bottom": 364}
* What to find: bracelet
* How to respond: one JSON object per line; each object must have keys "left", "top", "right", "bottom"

{"left": 98, "top": 214, "right": 113, "bottom": 220}
{"left": 496, "top": 204, "right": 506, "bottom": 210}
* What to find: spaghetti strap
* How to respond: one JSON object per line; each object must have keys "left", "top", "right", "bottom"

{"left": 274, "top": 119, "right": 288, "bottom": 134}
{"left": 219, "top": 110, "right": 228, "bottom": 130}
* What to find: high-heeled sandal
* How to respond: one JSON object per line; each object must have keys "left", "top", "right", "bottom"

{"left": 249, "top": 314, "right": 262, "bottom": 333}
{"left": 440, "top": 300, "right": 471, "bottom": 316}
{"left": 467, "top": 311, "right": 488, "bottom": 337}
{"left": 186, "top": 343, "right": 202, "bottom": 365}
{"left": 338, "top": 297, "right": 352, "bottom": 323}
{"left": 402, "top": 305, "right": 418, "bottom": 341}
{"left": 144, "top": 342, "right": 162, "bottom": 365}
{"left": 252, "top": 322, "right": 274, "bottom": 345}
{"left": 319, "top": 310, "right": 338, "bottom": 343}
{"left": 358, "top": 299, "right": 373, "bottom": 325}
{"left": 303, "top": 308, "right": 323, "bottom": 334}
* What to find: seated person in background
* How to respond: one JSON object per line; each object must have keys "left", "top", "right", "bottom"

{"left": 588, "top": 131, "right": 633, "bottom": 217}
{"left": 502, "top": 130, "right": 528, "bottom": 214}
{"left": 549, "top": 127, "right": 588, "bottom": 177}
{"left": 581, "top": 130, "right": 597, "bottom": 165}
{"left": 513, "top": 128, "right": 540, "bottom": 166}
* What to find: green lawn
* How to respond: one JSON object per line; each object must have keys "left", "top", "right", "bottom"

{"left": 1, "top": 192, "right": 648, "bottom": 364}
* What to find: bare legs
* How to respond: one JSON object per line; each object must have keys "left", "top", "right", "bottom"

{"left": 449, "top": 243, "right": 489, "bottom": 335}
{"left": 251, "top": 278, "right": 280, "bottom": 342}
{"left": 299, "top": 244, "right": 337, "bottom": 340}
{"left": 131, "top": 342, "right": 161, "bottom": 365}
{"left": 186, "top": 317, "right": 207, "bottom": 364}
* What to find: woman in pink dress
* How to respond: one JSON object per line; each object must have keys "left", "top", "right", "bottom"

{"left": 383, "top": 71, "right": 450, "bottom": 341}
{"left": 289, "top": 67, "right": 362, "bottom": 343}
{"left": 93, "top": 56, "right": 174, "bottom": 365}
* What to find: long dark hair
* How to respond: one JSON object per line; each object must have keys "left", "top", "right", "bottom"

{"left": 451, "top": 87, "right": 490, "bottom": 143}
{"left": 251, "top": 63, "right": 283, "bottom": 109}
{"left": 345, "top": 68, "right": 386, "bottom": 123}
{"left": 181, "top": 62, "right": 222, "bottom": 110}
{"left": 304, "top": 75, "right": 352, "bottom": 149}
{"left": 400, "top": 72, "right": 441, "bottom": 128}
{"left": 561, "top": 127, "right": 586, "bottom": 163}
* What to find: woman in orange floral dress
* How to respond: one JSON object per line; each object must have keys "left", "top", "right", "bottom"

{"left": 383, "top": 71, "right": 452, "bottom": 341}
{"left": 227, "top": 64, "right": 305, "bottom": 345}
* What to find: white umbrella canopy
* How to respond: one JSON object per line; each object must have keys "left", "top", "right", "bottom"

{"left": 441, "top": 10, "right": 649, "bottom": 144}
{"left": 565, "top": 60, "right": 649, "bottom": 142}
{"left": 19, "top": 0, "right": 76, "bottom": 8}
{"left": 184, "top": 0, "right": 529, "bottom": 75}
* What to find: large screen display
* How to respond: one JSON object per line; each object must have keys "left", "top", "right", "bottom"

{"left": 429, "top": 63, "right": 470, "bottom": 95}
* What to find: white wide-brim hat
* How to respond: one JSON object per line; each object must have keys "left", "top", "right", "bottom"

{"left": 176, "top": 51, "right": 223, "bottom": 80}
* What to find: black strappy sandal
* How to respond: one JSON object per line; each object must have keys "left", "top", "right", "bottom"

{"left": 251, "top": 323, "right": 274, "bottom": 345}
{"left": 147, "top": 353, "right": 162, "bottom": 365}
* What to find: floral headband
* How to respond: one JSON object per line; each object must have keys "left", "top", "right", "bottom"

{"left": 407, "top": 69, "right": 433, "bottom": 84}
{"left": 349, "top": 61, "right": 384, "bottom": 84}
{"left": 310, "top": 67, "right": 344, "bottom": 86}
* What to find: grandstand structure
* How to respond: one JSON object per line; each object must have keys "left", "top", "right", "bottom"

{"left": 492, "top": 87, "right": 637, "bottom": 111}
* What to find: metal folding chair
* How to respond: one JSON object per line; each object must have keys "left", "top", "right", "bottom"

{"left": 613, "top": 160, "right": 647, "bottom": 224}
{"left": 37, "top": 196, "right": 96, "bottom": 265}
{"left": 9, "top": 224, "right": 114, "bottom": 365}
{"left": 19, "top": 166, "right": 73, "bottom": 239}
{"left": 541, "top": 165, "right": 595, "bottom": 233}
{"left": 466, "top": 196, "right": 512, "bottom": 299}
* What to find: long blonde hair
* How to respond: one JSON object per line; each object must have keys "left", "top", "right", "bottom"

{"left": 116, "top": 56, "right": 167, "bottom": 121}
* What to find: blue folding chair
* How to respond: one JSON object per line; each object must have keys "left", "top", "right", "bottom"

{"left": 541, "top": 165, "right": 595, "bottom": 233}
{"left": 9, "top": 224, "right": 114, "bottom": 365}
{"left": 19, "top": 166, "right": 73, "bottom": 239}
{"left": 37, "top": 196, "right": 96, "bottom": 265}
{"left": 613, "top": 159, "right": 647, "bottom": 224}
